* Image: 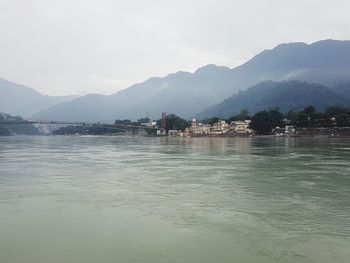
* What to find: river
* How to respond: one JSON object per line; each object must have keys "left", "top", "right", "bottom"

{"left": 0, "top": 136, "right": 349, "bottom": 263}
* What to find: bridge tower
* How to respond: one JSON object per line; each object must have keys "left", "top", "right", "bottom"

{"left": 161, "top": 112, "right": 167, "bottom": 129}
{"left": 157, "top": 112, "right": 167, "bottom": 136}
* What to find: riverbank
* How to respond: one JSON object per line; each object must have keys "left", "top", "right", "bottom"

{"left": 293, "top": 127, "right": 350, "bottom": 137}
{"left": 2, "top": 126, "right": 350, "bottom": 138}
{"left": 187, "top": 127, "right": 350, "bottom": 138}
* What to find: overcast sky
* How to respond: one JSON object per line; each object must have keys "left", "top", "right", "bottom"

{"left": 0, "top": 0, "right": 349, "bottom": 96}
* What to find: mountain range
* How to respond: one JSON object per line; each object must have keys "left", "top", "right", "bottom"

{"left": 0, "top": 78, "right": 77, "bottom": 117}
{"left": 1, "top": 39, "right": 350, "bottom": 121}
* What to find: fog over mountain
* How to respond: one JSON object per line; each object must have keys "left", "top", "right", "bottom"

{"left": 32, "top": 65, "right": 235, "bottom": 121}
{"left": 2, "top": 39, "right": 350, "bottom": 122}
{"left": 0, "top": 78, "right": 77, "bottom": 117}
{"left": 29, "top": 39, "right": 350, "bottom": 122}
{"left": 198, "top": 80, "right": 350, "bottom": 119}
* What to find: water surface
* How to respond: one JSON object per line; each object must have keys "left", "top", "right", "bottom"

{"left": 0, "top": 136, "right": 349, "bottom": 263}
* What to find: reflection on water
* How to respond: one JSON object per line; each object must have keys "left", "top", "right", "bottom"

{"left": 0, "top": 136, "right": 349, "bottom": 263}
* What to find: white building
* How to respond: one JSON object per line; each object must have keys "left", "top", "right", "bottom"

{"left": 156, "top": 129, "right": 167, "bottom": 136}
{"left": 189, "top": 118, "right": 212, "bottom": 135}
{"left": 285, "top": 125, "right": 296, "bottom": 134}
{"left": 141, "top": 121, "right": 157, "bottom": 128}
{"left": 211, "top": 120, "right": 230, "bottom": 134}
{"left": 230, "top": 120, "right": 254, "bottom": 134}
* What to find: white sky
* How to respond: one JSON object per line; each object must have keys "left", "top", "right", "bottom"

{"left": 0, "top": 0, "right": 349, "bottom": 96}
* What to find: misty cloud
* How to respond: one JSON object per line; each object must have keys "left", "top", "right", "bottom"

{"left": 0, "top": 0, "right": 349, "bottom": 95}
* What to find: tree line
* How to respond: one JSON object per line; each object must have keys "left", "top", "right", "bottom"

{"left": 114, "top": 114, "right": 189, "bottom": 131}
{"left": 114, "top": 105, "right": 350, "bottom": 135}
{"left": 249, "top": 106, "right": 350, "bottom": 134}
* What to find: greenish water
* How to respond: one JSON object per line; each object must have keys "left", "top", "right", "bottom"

{"left": 0, "top": 136, "right": 349, "bottom": 263}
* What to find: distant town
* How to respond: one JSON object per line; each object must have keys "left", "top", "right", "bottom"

{"left": 55, "top": 105, "right": 350, "bottom": 137}
{"left": 135, "top": 105, "right": 350, "bottom": 138}
{"left": 1, "top": 105, "right": 350, "bottom": 137}
{"left": 152, "top": 118, "right": 254, "bottom": 137}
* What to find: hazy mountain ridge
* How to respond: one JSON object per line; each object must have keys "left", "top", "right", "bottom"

{"left": 33, "top": 65, "right": 237, "bottom": 121}
{"left": 0, "top": 78, "right": 78, "bottom": 117}
{"left": 198, "top": 81, "right": 350, "bottom": 119}
{"left": 5, "top": 39, "right": 350, "bottom": 121}
{"left": 225, "top": 39, "right": 350, "bottom": 90}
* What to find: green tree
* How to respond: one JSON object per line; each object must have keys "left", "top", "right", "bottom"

{"left": 310, "top": 111, "right": 327, "bottom": 127}
{"left": 335, "top": 113, "right": 350, "bottom": 127}
{"left": 114, "top": 119, "right": 134, "bottom": 125}
{"left": 297, "top": 112, "right": 309, "bottom": 127}
{"left": 137, "top": 117, "right": 151, "bottom": 124}
{"left": 303, "top": 105, "right": 316, "bottom": 115}
{"left": 156, "top": 114, "right": 189, "bottom": 131}
{"left": 250, "top": 111, "right": 274, "bottom": 135}
{"left": 325, "top": 106, "right": 350, "bottom": 117}
{"left": 269, "top": 108, "right": 284, "bottom": 127}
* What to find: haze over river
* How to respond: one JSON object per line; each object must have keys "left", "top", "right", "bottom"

{"left": 0, "top": 136, "right": 349, "bottom": 263}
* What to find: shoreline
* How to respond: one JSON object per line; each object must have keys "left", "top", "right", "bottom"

{"left": 0, "top": 133, "right": 350, "bottom": 139}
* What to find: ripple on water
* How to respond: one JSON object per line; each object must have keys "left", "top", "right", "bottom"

{"left": 0, "top": 136, "right": 350, "bottom": 263}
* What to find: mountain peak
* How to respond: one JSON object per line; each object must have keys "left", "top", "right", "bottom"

{"left": 165, "top": 71, "right": 192, "bottom": 80}
{"left": 194, "top": 64, "right": 230, "bottom": 74}
{"left": 270, "top": 39, "right": 350, "bottom": 51}
{"left": 272, "top": 42, "right": 308, "bottom": 51}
